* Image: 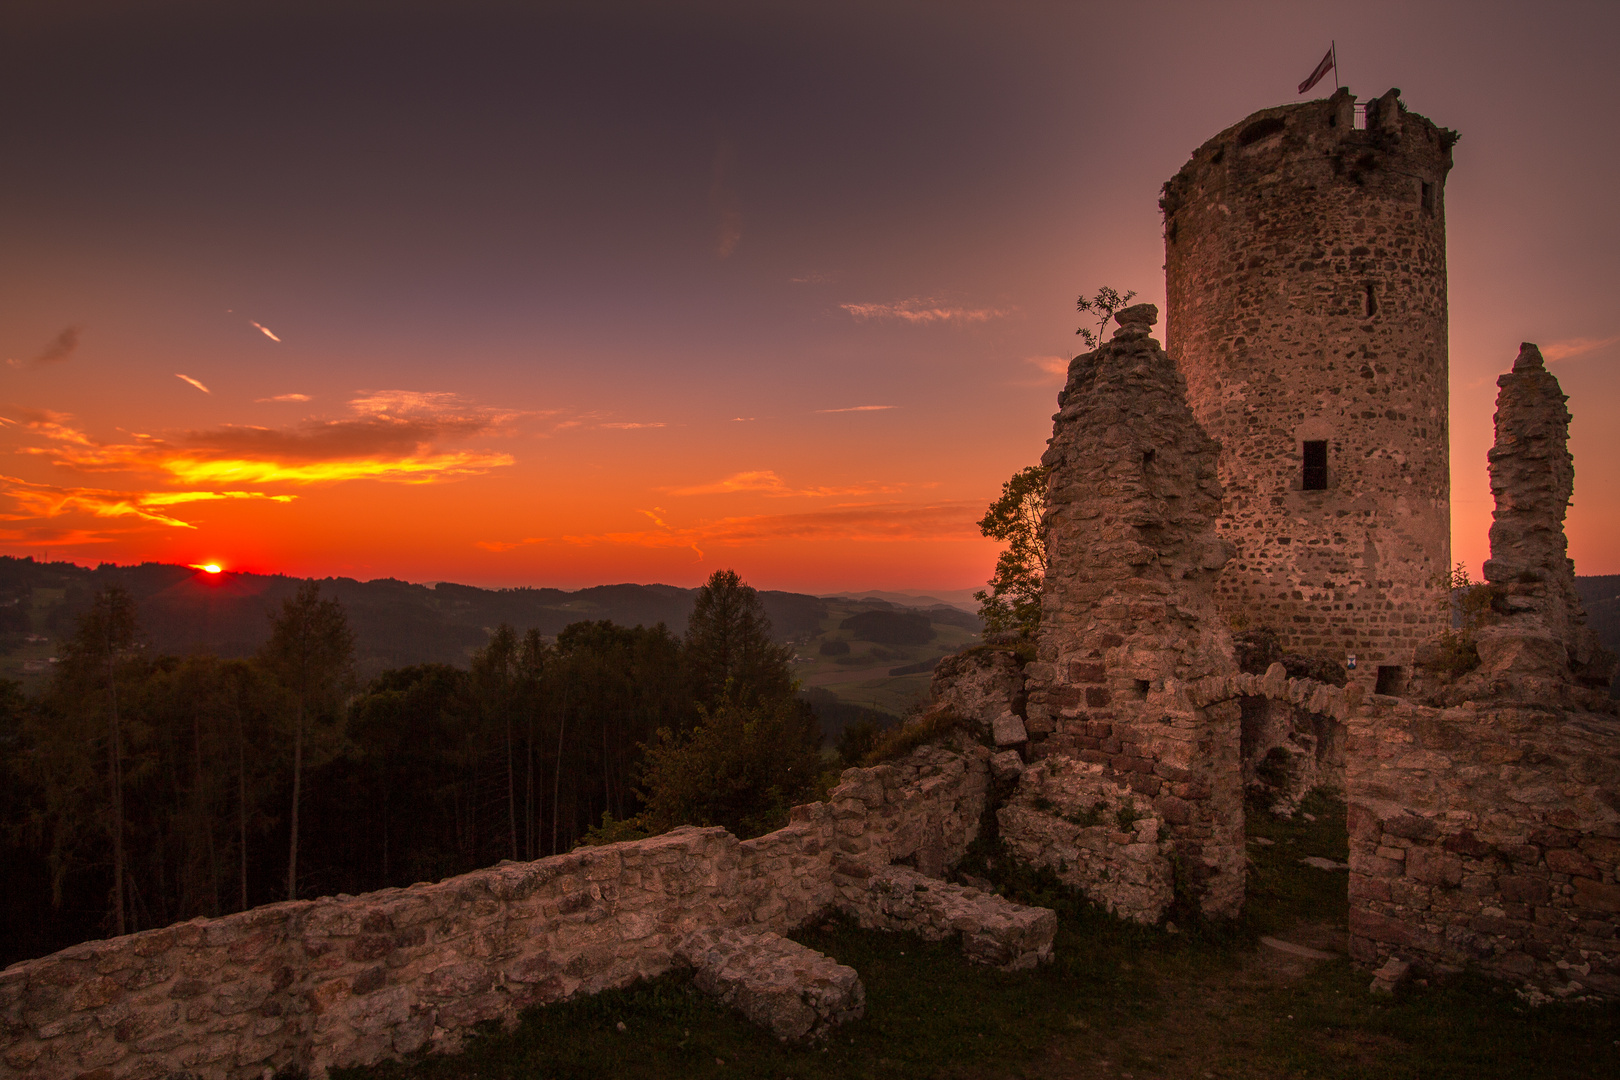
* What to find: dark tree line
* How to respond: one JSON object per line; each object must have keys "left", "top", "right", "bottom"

{"left": 0, "top": 569, "right": 825, "bottom": 968}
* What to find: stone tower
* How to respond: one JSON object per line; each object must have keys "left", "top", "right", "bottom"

{"left": 1160, "top": 88, "right": 1458, "bottom": 689}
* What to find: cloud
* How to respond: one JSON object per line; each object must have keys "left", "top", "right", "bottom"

{"left": 6, "top": 393, "right": 518, "bottom": 487}
{"left": 476, "top": 537, "right": 544, "bottom": 552}
{"left": 816, "top": 404, "right": 896, "bottom": 413}
{"left": 175, "top": 373, "right": 211, "bottom": 394}
{"left": 598, "top": 421, "right": 666, "bottom": 430}
{"left": 730, "top": 417, "right": 756, "bottom": 422}
{"left": 790, "top": 272, "right": 835, "bottom": 285}
{"left": 1024, "top": 354, "right": 1070, "bottom": 383}
{"left": 840, "top": 298, "right": 1011, "bottom": 325}
{"left": 0, "top": 475, "right": 295, "bottom": 530}
{"left": 710, "top": 139, "right": 742, "bottom": 259}
{"left": 1541, "top": 335, "right": 1620, "bottom": 362}
{"left": 258, "top": 393, "right": 311, "bottom": 403}
{"left": 558, "top": 500, "right": 983, "bottom": 559}
{"left": 9, "top": 326, "right": 83, "bottom": 369}
{"left": 667, "top": 470, "right": 899, "bottom": 498}
{"left": 249, "top": 320, "right": 281, "bottom": 342}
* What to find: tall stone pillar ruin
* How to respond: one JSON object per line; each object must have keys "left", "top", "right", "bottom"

{"left": 1471, "top": 343, "right": 1617, "bottom": 700}
{"left": 1006, "top": 304, "right": 1245, "bottom": 921}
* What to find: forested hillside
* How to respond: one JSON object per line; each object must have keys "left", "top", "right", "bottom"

{"left": 0, "top": 570, "right": 890, "bottom": 969}
{"left": 0, "top": 557, "right": 833, "bottom": 685}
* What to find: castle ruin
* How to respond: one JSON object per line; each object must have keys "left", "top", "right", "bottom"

{"left": 3, "top": 86, "right": 1618, "bottom": 1080}
{"left": 996, "top": 87, "right": 1619, "bottom": 991}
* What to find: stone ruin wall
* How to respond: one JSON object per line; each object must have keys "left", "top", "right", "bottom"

{"left": 1, "top": 742, "right": 1057, "bottom": 1080}
{"left": 1162, "top": 89, "right": 1456, "bottom": 685}
{"left": 1346, "top": 343, "right": 1620, "bottom": 995}
{"left": 1010, "top": 304, "right": 1246, "bottom": 923}
{"left": 1346, "top": 694, "right": 1620, "bottom": 997}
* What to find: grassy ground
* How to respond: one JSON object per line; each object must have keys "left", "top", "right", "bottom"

{"left": 335, "top": 792, "right": 1620, "bottom": 1080}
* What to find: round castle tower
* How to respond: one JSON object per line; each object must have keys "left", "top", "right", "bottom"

{"left": 1160, "top": 88, "right": 1458, "bottom": 689}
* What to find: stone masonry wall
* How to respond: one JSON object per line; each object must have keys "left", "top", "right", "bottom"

{"left": 1467, "top": 343, "right": 1617, "bottom": 702}
{"left": 1346, "top": 695, "right": 1620, "bottom": 997}
{"left": 1019, "top": 304, "right": 1245, "bottom": 919}
{"left": 1163, "top": 88, "right": 1456, "bottom": 682}
{"left": 1, "top": 741, "right": 1024, "bottom": 1080}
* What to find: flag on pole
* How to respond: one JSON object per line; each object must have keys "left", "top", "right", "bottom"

{"left": 1298, "top": 46, "right": 1336, "bottom": 94}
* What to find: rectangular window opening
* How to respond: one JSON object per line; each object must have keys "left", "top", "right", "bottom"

{"left": 1142, "top": 449, "right": 1156, "bottom": 466}
{"left": 1364, "top": 283, "right": 1378, "bottom": 318}
{"left": 1421, "top": 180, "right": 1436, "bottom": 214}
{"left": 1133, "top": 679, "right": 1151, "bottom": 698}
{"left": 1302, "top": 440, "right": 1329, "bottom": 491}
{"left": 1375, "top": 665, "right": 1406, "bottom": 696}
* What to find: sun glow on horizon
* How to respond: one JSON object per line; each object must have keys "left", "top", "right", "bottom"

{"left": 190, "top": 562, "right": 223, "bottom": 574}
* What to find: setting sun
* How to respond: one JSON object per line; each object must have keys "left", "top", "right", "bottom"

{"left": 190, "top": 562, "right": 223, "bottom": 574}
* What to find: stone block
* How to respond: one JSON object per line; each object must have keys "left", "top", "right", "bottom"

{"left": 677, "top": 929, "right": 863, "bottom": 1041}
{"left": 992, "top": 712, "right": 1029, "bottom": 747}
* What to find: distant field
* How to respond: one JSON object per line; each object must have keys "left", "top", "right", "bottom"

{"left": 787, "top": 598, "right": 981, "bottom": 716}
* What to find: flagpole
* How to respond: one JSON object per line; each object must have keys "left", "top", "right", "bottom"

{"left": 1333, "top": 40, "right": 1341, "bottom": 92}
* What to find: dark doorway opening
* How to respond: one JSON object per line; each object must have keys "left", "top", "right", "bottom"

{"left": 1375, "top": 665, "right": 1406, "bottom": 696}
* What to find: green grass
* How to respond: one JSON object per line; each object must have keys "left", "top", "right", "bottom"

{"left": 334, "top": 792, "right": 1620, "bottom": 1080}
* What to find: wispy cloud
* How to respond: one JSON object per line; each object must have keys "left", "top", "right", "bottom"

{"left": 6, "top": 391, "right": 518, "bottom": 487}
{"left": 599, "top": 421, "right": 666, "bottom": 430}
{"left": 258, "top": 393, "right": 311, "bottom": 403}
{"left": 476, "top": 537, "right": 544, "bottom": 552}
{"left": 1541, "top": 335, "right": 1620, "bottom": 362}
{"left": 840, "top": 298, "right": 1011, "bottom": 325}
{"left": 1024, "top": 354, "right": 1070, "bottom": 384}
{"left": 556, "top": 500, "right": 983, "bottom": 561}
{"left": 8, "top": 326, "right": 82, "bottom": 369}
{"left": 790, "top": 272, "right": 835, "bottom": 285}
{"left": 667, "top": 469, "right": 898, "bottom": 498}
{"left": 0, "top": 475, "right": 294, "bottom": 530}
{"left": 816, "top": 404, "right": 896, "bottom": 413}
{"left": 249, "top": 320, "right": 281, "bottom": 342}
{"left": 176, "top": 373, "right": 211, "bottom": 394}
{"left": 730, "top": 416, "right": 756, "bottom": 422}
{"left": 710, "top": 139, "right": 742, "bottom": 259}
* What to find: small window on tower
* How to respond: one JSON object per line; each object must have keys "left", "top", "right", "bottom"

{"left": 1421, "top": 181, "right": 1437, "bottom": 214}
{"left": 1142, "top": 449, "right": 1156, "bottom": 466}
{"left": 1302, "top": 441, "right": 1328, "bottom": 491}
{"left": 1364, "top": 283, "right": 1378, "bottom": 318}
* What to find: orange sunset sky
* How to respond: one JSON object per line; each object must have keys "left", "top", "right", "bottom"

{"left": 2, "top": 1, "right": 1616, "bottom": 595}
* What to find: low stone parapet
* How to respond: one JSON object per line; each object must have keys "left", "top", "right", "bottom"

{"left": 0, "top": 739, "right": 1002, "bottom": 1079}
{"left": 677, "top": 929, "right": 863, "bottom": 1041}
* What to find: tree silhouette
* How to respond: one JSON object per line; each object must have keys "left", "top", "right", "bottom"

{"left": 684, "top": 569, "right": 795, "bottom": 709}
{"left": 259, "top": 582, "right": 353, "bottom": 901}
{"left": 974, "top": 465, "right": 1049, "bottom": 637}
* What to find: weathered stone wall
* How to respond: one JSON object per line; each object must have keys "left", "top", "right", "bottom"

{"left": 0, "top": 741, "right": 1028, "bottom": 1080}
{"left": 1346, "top": 695, "right": 1620, "bottom": 997}
{"left": 1162, "top": 88, "right": 1456, "bottom": 683}
{"left": 1466, "top": 343, "right": 1617, "bottom": 703}
{"left": 1018, "top": 304, "right": 1245, "bottom": 919}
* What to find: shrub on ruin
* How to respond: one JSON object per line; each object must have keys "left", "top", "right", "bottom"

{"left": 860, "top": 708, "right": 968, "bottom": 766}
{"left": 632, "top": 697, "right": 825, "bottom": 840}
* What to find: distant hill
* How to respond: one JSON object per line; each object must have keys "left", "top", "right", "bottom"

{"left": 0, "top": 557, "right": 832, "bottom": 683}
{"left": 1574, "top": 574, "right": 1620, "bottom": 698}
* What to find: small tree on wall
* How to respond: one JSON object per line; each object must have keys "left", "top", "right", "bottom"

{"left": 1075, "top": 285, "right": 1138, "bottom": 349}
{"left": 974, "top": 465, "right": 1049, "bottom": 638}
